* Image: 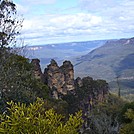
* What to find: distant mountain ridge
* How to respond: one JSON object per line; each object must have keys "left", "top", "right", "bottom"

{"left": 74, "top": 37, "right": 134, "bottom": 81}
{"left": 104, "top": 37, "right": 134, "bottom": 46}
{"left": 26, "top": 37, "right": 134, "bottom": 82}
{"left": 25, "top": 37, "right": 134, "bottom": 96}
{"left": 26, "top": 40, "right": 107, "bottom": 68}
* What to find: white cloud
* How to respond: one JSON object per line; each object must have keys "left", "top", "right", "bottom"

{"left": 79, "top": 0, "right": 134, "bottom": 38}
{"left": 21, "top": 13, "right": 102, "bottom": 45}
{"left": 15, "top": 0, "right": 134, "bottom": 45}
{"left": 80, "top": 0, "right": 134, "bottom": 21}
{"left": 50, "top": 13, "right": 102, "bottom": 28}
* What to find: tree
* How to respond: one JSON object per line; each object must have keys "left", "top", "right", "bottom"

{"left": 0, "top": 54, "right": 50, "bottom": 113}
{"left": 0, "top": 0, "right": 23, "bottom": 49}
{"left": 119, "top": 101, "right": 134, "bottom": 124}
{"left": 82, "top": 94, "right": 126, "bottom": 134}
{"left": 0, "top": 1, "right": 49, "bottom": 113}
{"left": 0, "top": 0, "right": 51, "bottom": 114}
{"left": 0, "top": 98, "right": 83, "bottom": 134}
{"left": 120, "top": 109, "right": 134, "bottom": 134}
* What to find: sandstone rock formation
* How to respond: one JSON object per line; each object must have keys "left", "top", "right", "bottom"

{"left": 32, "top": 59, "right": 109, "bottom": 100}
{"left": 31, "top": 58, "right": 109, "bottom": 131}
{"left": 75, "top": 76, "right": 109, "bottom": 107}
{"left": 61, "top": 60, "right": 75, "bottom": 91}
{"left": 31, "top": 59, "right": 44, "bottom": 82}
{"left": 44, "top": 59, "right": 75, "bottom": 97}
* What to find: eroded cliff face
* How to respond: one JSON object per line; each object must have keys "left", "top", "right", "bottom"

{"left": 61, "top": 61, "right": 75, "bottom": 91}
{"left": 44, "top": 59, "right": 75, "bottom": 96}
{"left": 32, "top": 59, "right": 109, "bottom": 101}
{"left": 31, "top": 59, "right": 45, "bottom": 82}
{"left": 75, "top": 76, "right": 109, "bottom": 104}
{"left": 31, "top": 58, "right": 109, "bottom": 130}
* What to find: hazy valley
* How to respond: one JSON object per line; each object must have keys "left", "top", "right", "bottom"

{"left": 26, "top": 40, "right": 107, "bottom": 68}
{"left": 26, "top": 37, "right": 134, "bottom": 98}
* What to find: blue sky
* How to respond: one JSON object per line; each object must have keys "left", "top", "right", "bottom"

{"left": 14, "top": 0, "right": 134, "bottom": 45}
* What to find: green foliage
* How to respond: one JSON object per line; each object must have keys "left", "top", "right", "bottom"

{"left": 62, "top": 92, "right": 79, "bottom": 114}
{"left": 109, "top": 80, "right": 134, "bottom": 101}
{"left": 120, "top": 109, "right": 134, "bottom": 134}
{"left": 62, "top": 77, "right": 109, "bottom": 116}
{"left": 83, "top": 94, "right": 126, "bottom": 134}
{"left": 96, "top": 94, "right": 125, "bottom": 116}
{"left": 0, "top": 53, "right": 50, "bottom": 113}
{"left": 0, "top": 98, "right": 83, "bottom": 134}
{"left": 119, "top": 101, "right": 134, "bottom": 124}
{"left": 0, "top": 0, "right": 23, "bottom": 48}
{"left": 43, "top": 99, "right": 69, "bottom": 116}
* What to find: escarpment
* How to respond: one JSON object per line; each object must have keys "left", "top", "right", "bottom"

{"left": 32, "top": 59, "right": 109, "bottom": 100}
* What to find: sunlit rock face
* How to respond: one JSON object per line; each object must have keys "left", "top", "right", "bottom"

{"left": 44, "top": 59, "right": 75, "bottom": 96}
{"left": 32, "top": 59, "right": 109, "bottom": 100}
{"left": 61, "top": 61, "right": 75, "bottom": 91}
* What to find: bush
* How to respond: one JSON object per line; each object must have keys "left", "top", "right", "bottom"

{"left": 0, "top": 98, "right": 83, "bottom": 134}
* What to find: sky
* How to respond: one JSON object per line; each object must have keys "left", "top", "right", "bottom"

{"left": 14, "top": 0, "right": 134, "bottom": 46}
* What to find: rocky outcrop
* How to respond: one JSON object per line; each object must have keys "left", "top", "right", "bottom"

{"left": 75, "top": 76, "right": 109, "bottom": 104}
{"left": 44, "top": 59, "right": 75, "bottom": 96}
{"left": 61, "top": 61, "right": 75, "bottom": 91}
{"left": 62, "top": 76, "right": 109, "bottom": 116}
{"left": 31, "top": 59, "right": 44, "bottom": 82}
{"left": 31, "top": 58, "right": 109, "bottom": 131}
{"left": 32, "top": 58, "right": 109, "bottom": 100}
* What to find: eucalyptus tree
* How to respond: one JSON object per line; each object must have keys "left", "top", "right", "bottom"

{"left": 0, "top": 1, "right": 48, "bottom": 114}
{"left": 0, "top": 0, "right": 23, "bottom": 49}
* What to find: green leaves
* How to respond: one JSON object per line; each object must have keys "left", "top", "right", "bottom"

{"left": 120, "top": 108, "right": 134, "bottom": 134}
{"left": 0, "top": 0, "right": 23, "bottom": 48}
{"left": 0, "top": 98, "right": 83, "bottom": 134}
{"left": 0, "top": 53, "right": 50, "bottom": 113}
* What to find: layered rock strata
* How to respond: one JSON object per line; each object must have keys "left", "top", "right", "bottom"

{"left": 31, "top": 59, "right": 45, "bottom": 82}
{"left": 44, "top": 59, "right": 75, "bottom": 96}
{"left": 32, "top": 59, "right": 109, "bottom": 100}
